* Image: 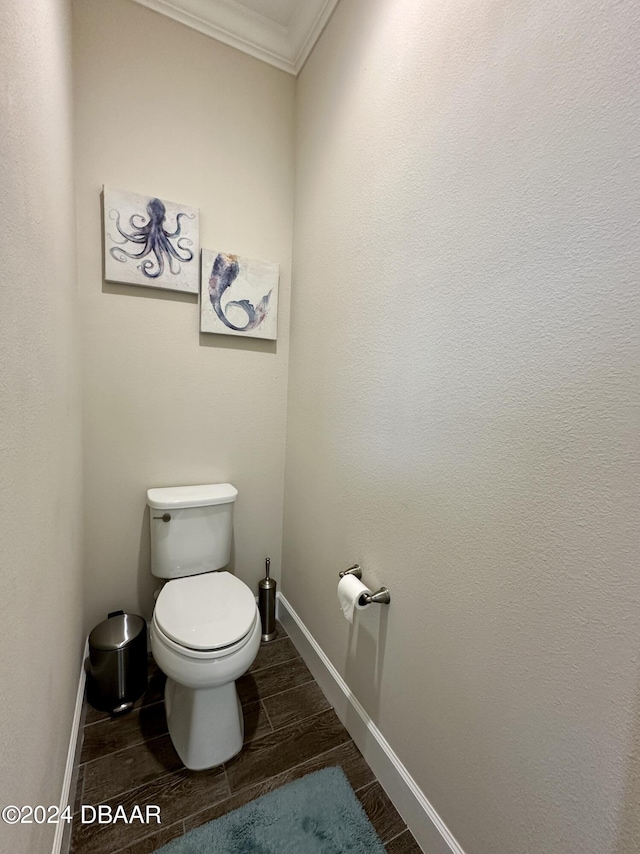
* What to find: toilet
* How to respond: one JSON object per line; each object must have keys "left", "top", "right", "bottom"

{"left": 147, "top": 483, "right": 261, "bottom": 770}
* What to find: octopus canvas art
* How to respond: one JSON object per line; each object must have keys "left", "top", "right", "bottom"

{"left": 200, "top": 249, "right": 279, "bottom": 340}
{"left": 104, "top": 187, "right": 200, "bottom": 292}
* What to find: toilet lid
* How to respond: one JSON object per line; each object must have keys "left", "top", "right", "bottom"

{"left": 155, "top": 572, "right": 256, "bottom": 651}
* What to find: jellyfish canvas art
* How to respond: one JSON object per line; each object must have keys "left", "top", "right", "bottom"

{"left": 200, "top": 249, "right": 279, "bottom": 340}
{"left": 103, "top": 187, "right": 200, "bottom": 293}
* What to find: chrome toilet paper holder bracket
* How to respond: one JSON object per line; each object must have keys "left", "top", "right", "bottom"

{"left": 338, "top": 565, "right": 391, "bottom": 605}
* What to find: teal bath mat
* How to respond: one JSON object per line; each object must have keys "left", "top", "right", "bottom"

{"left": 155, "top": 766, "right": 386, "bottom": 853}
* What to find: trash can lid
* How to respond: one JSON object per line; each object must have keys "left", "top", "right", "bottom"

{"left": 89, "top": 614, "right": 146, "bottom": 651}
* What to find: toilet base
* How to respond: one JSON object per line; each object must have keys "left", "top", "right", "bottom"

{"left": 165, "top": 677, "right": 244, "bottom": 770}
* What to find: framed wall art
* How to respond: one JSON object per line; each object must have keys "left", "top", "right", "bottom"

{"left": 103, "top": 186, "right": 200, "bottom": 293}
{"left": 201, "top": 249, "right": 279, "bottom": 340}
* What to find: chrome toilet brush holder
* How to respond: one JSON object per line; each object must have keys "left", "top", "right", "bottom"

{"left": 258, "top": 557, "right": 277, "bottom": 641}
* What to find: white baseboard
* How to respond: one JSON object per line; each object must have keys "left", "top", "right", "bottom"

{"left": 51, "top": 640, "right": 87, "bottom": 854}
{"left": 277, "top": 593, "right": 465, "bottom": 854}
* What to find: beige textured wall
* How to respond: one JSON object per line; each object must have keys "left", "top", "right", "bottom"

{"left": 0, "top": 1, "right": 84, "bottom": 852}
{"left": 284, "top": 1, "right": 640, "bottom": 852}
{"left": 73, "top": 0, "right": 295, "bottom": 631}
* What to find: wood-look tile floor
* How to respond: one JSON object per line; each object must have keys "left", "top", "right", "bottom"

{"left": 70, "top": 623, "right": 421, "bottom": 854}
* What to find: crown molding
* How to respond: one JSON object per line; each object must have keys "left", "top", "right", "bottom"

{"left": 131, "top": 0, "right": 340, "bottom": 75}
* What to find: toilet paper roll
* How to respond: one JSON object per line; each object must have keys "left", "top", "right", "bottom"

{"left": 337, "top": 575, "right": 372, "bottom": 624}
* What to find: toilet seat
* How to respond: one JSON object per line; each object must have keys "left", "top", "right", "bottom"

{"left": 155, "top": 571, "right": 257, "bottom": 653}
{"left": 152, "top": 614, "right": 257, "bottom": 661}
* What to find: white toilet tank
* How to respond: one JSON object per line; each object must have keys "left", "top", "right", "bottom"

{"left": 147, "top": 483, "right": 238, "bottom": 579}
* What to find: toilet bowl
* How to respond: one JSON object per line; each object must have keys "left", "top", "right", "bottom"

{"left": 150, "top": 571, "right": 261, "bottom": 769}
{"left": 147, "top": 483, "right": 261, "bottom": 770}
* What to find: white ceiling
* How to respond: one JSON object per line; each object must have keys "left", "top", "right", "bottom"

{"left": 131, "top": 0, "right": 341, "bottom": 75}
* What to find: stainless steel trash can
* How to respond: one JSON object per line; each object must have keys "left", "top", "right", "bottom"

{"left": 87, "top": 611, "right": 147, "bottom": 715}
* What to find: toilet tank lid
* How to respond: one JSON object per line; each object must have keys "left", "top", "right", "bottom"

{"left": 147, "top": 483, "right": 238, "bottom": 510}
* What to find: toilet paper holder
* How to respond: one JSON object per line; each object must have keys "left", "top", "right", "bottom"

{"left": 338, "top": 565, "right": 391, "bottom": 605}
